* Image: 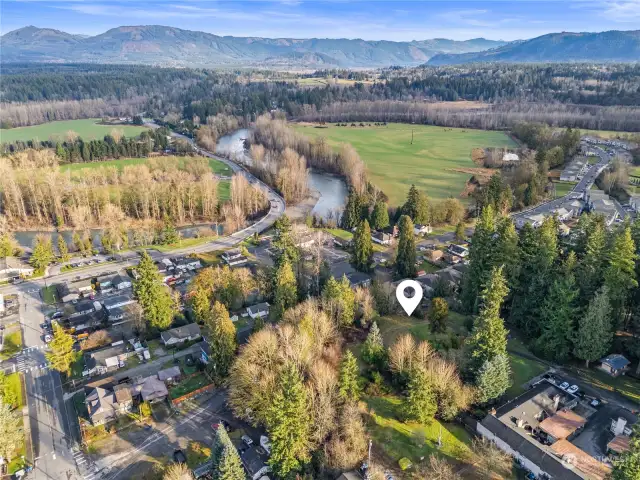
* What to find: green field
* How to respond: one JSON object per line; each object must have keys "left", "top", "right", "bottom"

{"left": 552, "top": 180, "right": 577, "bottom": 197}
{"left": 0, "top": 119, "right": 149, "bottom": 144}
{"left": 294, "top": 123, "right": 517, "bottom": 206}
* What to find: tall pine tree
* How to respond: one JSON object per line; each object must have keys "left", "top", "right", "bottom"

{"left": 404, "top": 367, "right": 437, "bottom": 424}
{"left": 370, "top": 200, "right": 390, "bottom": 230}
{"left": 395, "top": 215, "right": 417, "bottom": 279}
{"left": 605, "top": 226, "right": 638, "bottom": 327}
{"left": 338, "top": 351, "right": 360, "bottom": 403}
{"left": 205, "top": 302, "right": 237, "bottom": 379}
{"left": 266, "top": 363, "right": 310, "bottom": 478}
{"left": 133, "top": 251, "right": 176, "bottom": 330}
{"left": 351, "top": 219, "right": 373, "bottom": 272}
{"left": 210, "top": 425, "right": 244, "bottom": 480}
{"left": 341, "top": 188, "right": 362, "bottom": 230}
{"left": 272, "top": 258, "right": 297, "bottom": 320}
{"left": 468, "top": 266, "right": 509, "bottom": 374}
{"left": 574, "top": 286, "right": 613, "bottom": 367}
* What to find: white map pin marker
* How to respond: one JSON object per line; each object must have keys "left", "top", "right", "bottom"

{"left": 396, "top": 279, "right": 423, "bottom": 316}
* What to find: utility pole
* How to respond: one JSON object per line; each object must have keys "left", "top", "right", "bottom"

{"left": 411, "top": 129, "right": 414, "bottom": 145}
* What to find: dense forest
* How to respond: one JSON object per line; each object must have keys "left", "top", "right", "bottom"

{"left": 2, "top": 63, "right": 640, "bottom": 131}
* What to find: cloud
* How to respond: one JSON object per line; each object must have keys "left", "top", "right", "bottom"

{"left": 599, "top": 0, "right": 640, "bottom": 21}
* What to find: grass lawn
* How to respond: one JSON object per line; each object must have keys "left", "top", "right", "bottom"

{"left": 364, "top": 394, "right": 472, "bottom": 466}
{"left": 375, "top": 312, "right": 470, "bottom": 351}
{"left": 7, "top": 444, "right": 26, "bottom": 475}
{"left": 193, "top": 250, "right": 223, "bottom": 266}
{"left": 1, "top": 119, "right": 149, "bottom": 144}
{"left": 505, "top": 338, "right": 549, "bottom": 399}
{"left": 41, "top": 285, "right": 59, "bottom": 304}
{"left": 567, "top": 365, "right": 640, "bottom": 404}
{"left": 2, "top": 373, "right": 25, "bottom": 409}
{"left": 323, "top": 228, "right": 353, "bottom": 241}
{"left": 418, "top": 261, "right": 441, "bottom": 274}
{"left": 151, "top": 236, "right": 216, "bottom": 253}
{"left": 0, "top": 330, "right": 23, "bottom": 360}
{"left": 294, "top": 123, "right": 516, "bottom": 206}
{"left": 70, "top": 351, "right": 86, "bottom": 379}
{"left": 552, "top": 180, "right": 578, "bottom": 197}
{"left": 186, "top": 441, "right": 212, "bottom": 468}
{"left": 169, "top": 373, "right": 212, "bottom": 399}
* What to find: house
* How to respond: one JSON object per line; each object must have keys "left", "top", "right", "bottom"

{"left": 173, "top": 257, "right": 202, "bottom": 272}
{"left": 447, "top": 244, "right": 469, "bottom": 258}
{"left": 102, "top": 295, "right": 136, "bottom": 312}
{"left": 106, "top": 304, "right": 139, "bottom": 323}
{"left": 200, "top": 342, "right": 211, "bottom": 364}
{"left": 68, "top": 299, "right": 98, "bottom": 319}
{"left": 241, "top": 447, "right": 271, "bottom": 480}
{"left": 371, "top": 231, "right": 392, "bottom": 245}
{"left": 132, "top": 375, "right": 168, "bottom": 403}
{"left": 607, "top": 415, "right": 636, "bottom": 457}
{"left": 515, "top": 213, "right": 546, "bottom": 229}
{"left": 550, "top": 440, "right": 611, "bottom": 480}
{"left": 56, "top": 283, "right": 81, "bottom": 303}
{"left": 337, "top": 472, "right": 361, "bottom": 480}
{"left": 294, "top": 234, "right": 316, "bottom": 249}
{"left": 413, "top": 224, "right": 432, "bottom": 236}
{"left": 160, "top": 323, "right": 202, "bottom": 346}
{"left": 0, "top": 257, "right": 34, "bottom": 281}
{"left": 222, "top": 249, "right": 247, "bottom": 266}
{"left": 63, "top": 311, "right": 105, "bottom": 333}
{"left": 72, "top": 279, "right": 95, "bottom": 294}
{"left": 599, "top": 354, "right": 631, "bottom": 377}
{"left": 247, "top": 303, "right": 270, "bottom": 319}
{"left": 83, "top": 341, "right": 134, "bottom": 376}
{"left": 158, "top": 366, "right": 181, "bottom": 384}
{"left": 550, "top": 207, "right": 572, "bottom": 221}
{"left": 476, "top": 381, "right": 593, "bottom": 480}
{"left": 111, "top": 274, "right": 132, "bottom": 291}
{"left": 537, "top": 409, "right": 587, "bottom": 443}
{"left": 85, "top": 383, "right": 133, "bottom": 425}
{"left": 95, "top": 275, "right": 114, "bottom": 293}
{"left": 503, "top": 152, "right": 519, "bottom": 162}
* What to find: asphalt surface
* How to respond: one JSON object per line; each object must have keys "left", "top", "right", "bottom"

{"left": 0, "top": 135, "right": 285, "bottom": 480}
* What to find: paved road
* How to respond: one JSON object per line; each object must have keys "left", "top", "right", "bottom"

{"left": 0, "top": 136, "right": 283, "bottom": 479}
{"left": 511, "top": 144, "right": 613, "bottom": 221}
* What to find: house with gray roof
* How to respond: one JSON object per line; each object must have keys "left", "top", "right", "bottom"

{"left": 85, "top": 383, "right": 133, "bottom": 425}
{"left": 160, "top": 323, "right": 201, "bottom": 346}
{"left": 599, "top": 354, "right": 631, "bottom": 377}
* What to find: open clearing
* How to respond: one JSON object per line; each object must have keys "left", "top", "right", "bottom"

{"left": 0, "top": 119, "right": 149, "bottom": 144}
{"left": 293, "top": 123, "right": 517, "bottom": 206}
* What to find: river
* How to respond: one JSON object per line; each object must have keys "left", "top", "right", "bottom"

{"left": 13, "top": 129, "right": 347, "bottom": 248}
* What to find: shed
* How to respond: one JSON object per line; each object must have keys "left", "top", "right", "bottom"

{"left": 599, "top": 354, "right": 631, "bottom": 377}
{"left": 158, "top": 366, "right": 182, "bottom": 384}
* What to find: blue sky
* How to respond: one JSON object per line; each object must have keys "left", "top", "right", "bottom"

{"left": 2, "top": 0, "right": 639, "bottom": 41}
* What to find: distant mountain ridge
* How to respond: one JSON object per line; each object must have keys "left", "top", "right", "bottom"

{"left": 1, "top": 25, "right": 508, "bottom": 68}
{"left": 428, "top": 30, "right": 640, "bottom": 65}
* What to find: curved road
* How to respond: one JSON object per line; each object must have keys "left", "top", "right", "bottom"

{"left": 0, "top": 136, "right": 284, "bottom": 480}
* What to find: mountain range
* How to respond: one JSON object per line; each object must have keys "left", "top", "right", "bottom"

{"left": 0, "top": 25, "right": 506, "bottom": 67}
{"left": 428, "top": 30, "right": 640, "bottom": 65}
{"left": 2, "top": 26, "right": 638, "bottom": 68}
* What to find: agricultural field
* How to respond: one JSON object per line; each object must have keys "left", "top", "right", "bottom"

{"left": 0, "top": 118, "right": 149, "bottom": 144}
{"left": 60, "top": 156, "right": 232, "bottom": 200}
{"left": 294, "top": 123, "right": 517, "bottom": 206}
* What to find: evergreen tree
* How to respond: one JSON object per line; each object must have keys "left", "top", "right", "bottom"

{"left": 0, "top": 232, "right": 19, "bottom": 258}
{"left": 273, "top": 214, "right": 299, "bottom": 267}
{"left": 577, "top": 220, "right": 607, "bottom": 302}
{"left": 266, "top": 363, "right": 310, "bottom": 478}
{"left": 72, "top": 230, "right": 84, "bottom": 255}
{"left": 351, "top": 219, "right": 373, "bottom": 272}
{"left": 338, "top": 351, "right": 360, "bottom": 403}
{"left": 205, "top": 302, "right": 237, "bottom": 379}
{"left": 611, "top": 427, "right": 640, "bottom": 480}
{"left": 370, "top": 200, "right": 390, "bottom": 230}
{"left": 272, "top": 258, "right": 297, "bottom": 320}
{"left": 57, "top": 235, "right": 70, "bottom": 262}
{"left": 341, "top": 188, "right": 362, "bottom": 230}
{"left": 415, "top": 192, "right": 431, "bottom": 225}
{"left": 402, "top": 184, "right": 420, "bottom": 221}
{"left": 574, "top": 286, "right": 613, "bottom": 367}
{"left": 605, "top": 226, "right": 638, "bottom": 326}
{"left": 210, "top": 425, "right": 244, "bottom": 480}
{"left": 46, "top": 322, "right": 75, "bottom": 374}
{"left": 362, "top": 321, "right": 386, "bottom": 368}
{"left": 322, "top": 276, "right": 356, "bottom": 327}
{"left": 475, "top": 354, "right": 511, "bottom": 404}
{"left": 468, "top": 266, "right": 509, "bottom": 374}
{"left": 428, "top": 297, "right": 449, "bottom": 333}
{"left": 133, "top": 251, "right": 176, "bottom": 330}
{"left": 454, "top": 221, "right": 466, "bottom": 242}
{"left": 535, "top": 253, "right": 578, "bottom": 363}
{"left": 395, "top": 215, "right": 417, "bottom": 279}
{"left": 461, "top": 205, "right": 496, "bottom": 313}
{"left": 30, "top": 234, "right": 55, "bottom": 272}
{"left": 494, "top": 217, "right": 519, "bottom": 288}
{"left": 404, "top": 367, "right": 437, "bottom": 424}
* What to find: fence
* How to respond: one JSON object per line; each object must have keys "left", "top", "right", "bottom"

{"left": 171, "top": 383, "right": 216, "bottom": 406}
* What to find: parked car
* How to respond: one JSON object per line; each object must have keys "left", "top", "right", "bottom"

{"left": 241, "top": 435, "right": 254, "bottom": 446}
{"left": 559, "top": 382, "right": 570, "bottom": 391}
{"left": 173, "top": 450, "right": 187, "bottom": 464}
{"left": 44, "top": 334, "right": 52, "bottom": 343}
{"left": 567, "top": 385, "right": 579, "bottom": 395}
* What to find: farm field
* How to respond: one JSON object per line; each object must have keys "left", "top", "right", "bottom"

{"left": 0, "top": 119, "right": 149, "bottom": 144}
{"left": 294, "top": 123, "right": 517, "bottom": 206}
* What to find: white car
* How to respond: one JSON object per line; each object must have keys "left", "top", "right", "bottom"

{"left": 44, "top": 334, "right": 52, "bottom": 343}
{"left": 567, "top": 385, "right": 579, "bottom": 395}
{"left": 241, "top": 435, "right": 253, "bottom": 447}
{"left": 559, "top": 382, "right": 570, "bottom": 391}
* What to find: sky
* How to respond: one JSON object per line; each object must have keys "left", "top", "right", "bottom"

{"left": 1, "top": 0, "right": 639, "bottom": 41}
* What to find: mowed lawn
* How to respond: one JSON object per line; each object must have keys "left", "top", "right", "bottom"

{"left": 0, "top": 119, "right": 149, "bottom": 143}
{"left": 294, "top": 123, "right": 517, "bottom": 206}
{"left": 60, "top": 156, "right": 232, "bottom": 200}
